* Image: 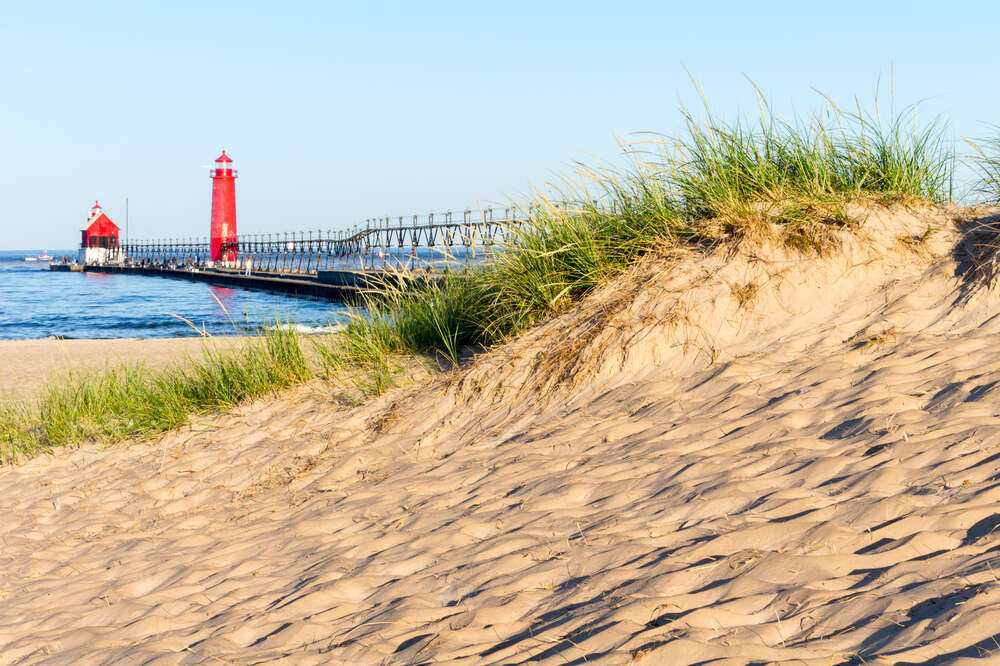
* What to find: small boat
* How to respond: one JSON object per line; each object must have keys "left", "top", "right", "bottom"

{"left": 24, "top": 251, "right": 52, "bottom": 262}
{"left": 23, "top": 257, "right": 37, "bottom": 262}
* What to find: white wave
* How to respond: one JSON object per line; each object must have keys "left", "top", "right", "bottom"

{"left": 269, "top": 323, "right": 346, "bottom": 335}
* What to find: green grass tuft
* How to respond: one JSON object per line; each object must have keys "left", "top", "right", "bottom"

{"left": 667, "top": 85, "right": 953, "bottom": 226}
{"left": 313, "top": 272, "right": 488, "bottom": 394}
{"left": 968, "top": 125, "right": 1000, "bottom": 203}
{"left": 0, "top": 326, "right": 311, "bottom": 462}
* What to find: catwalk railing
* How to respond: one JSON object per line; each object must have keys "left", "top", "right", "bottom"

{"left": 118, "top": 206, "right": 544, "bottom": 273}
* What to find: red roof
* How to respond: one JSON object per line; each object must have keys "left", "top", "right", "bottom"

{"left": 80, "top": 213, "right": 121, "bottom": 236}
{"left": 215, "top": 150, "right": 233, "bottom": 163}
{"left": 81, "top": 212, "right": 120, "bottom": 233}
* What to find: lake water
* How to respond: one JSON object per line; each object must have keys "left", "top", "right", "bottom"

{"left": 0, "top": 250, "right": 348, "bottom": 340}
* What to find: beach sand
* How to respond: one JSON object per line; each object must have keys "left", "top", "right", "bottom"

{"left": 3, "top": 205, "right": 1000, "bottom": 662}
{"left": 0, "top": 337, "right": 248, "bottom": 401}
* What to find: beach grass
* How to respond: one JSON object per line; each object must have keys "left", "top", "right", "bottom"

{"left": 312, "top": 272, "right": 487, "bottom": 394}
{"left": 667, "top": 87, "right": 953, "bottom": 226}
{"left": 968, "top": 125, "right": 1000, "bottom": 203}
{"left": 0, "top": 326, "right": 311, "bottom": 462}
{"left": 325, "top": 90, "right": 955, "bottom": 394}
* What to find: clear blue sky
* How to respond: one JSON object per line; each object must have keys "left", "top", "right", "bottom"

{"left": 1, "top": 0, "right": 997, "bottom": 250}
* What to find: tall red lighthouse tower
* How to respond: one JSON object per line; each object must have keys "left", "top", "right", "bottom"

{"left": 209, "top": 150, "right": 238, "bottom": 263}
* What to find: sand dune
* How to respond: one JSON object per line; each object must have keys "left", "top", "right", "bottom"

{"left": 4, "top": 205, "right": 1000, "bottom": 663}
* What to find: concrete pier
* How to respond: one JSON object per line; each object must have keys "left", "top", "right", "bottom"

{"left": 49, "top": 264, "right": 377, "bottom": 303}
{"left": 49, "top": 263, "right": 437, "bottom": 302}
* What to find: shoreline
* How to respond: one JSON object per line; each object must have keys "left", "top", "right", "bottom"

{"left": 0, "top": 336, "right": 250, "bottom": 402}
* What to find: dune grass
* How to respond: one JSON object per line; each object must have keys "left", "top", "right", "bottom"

{"left": 313, "top": 273, "right": 487, "bottom": 394}
{"left": 0, "top": 327, "right": 311, "bottom": 462}
{"left": 668, "top": 89, "right": 953, "bottom": 223}
{"left": 326, "top": 91, "right": 955, "bottom": 394}
{"left": 968, "top": 125, "right": 1000, "bottom": 203}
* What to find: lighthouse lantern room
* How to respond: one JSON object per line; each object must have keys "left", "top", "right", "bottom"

{"left": 79, "top": 201, "right": 121, "bottom": 265}
{"left": 210, "top": 150, "right": 238, "bottom": 263}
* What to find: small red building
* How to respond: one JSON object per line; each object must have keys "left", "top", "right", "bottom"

{"left": 79, "top": 201, "right": 121, "bottom": 264}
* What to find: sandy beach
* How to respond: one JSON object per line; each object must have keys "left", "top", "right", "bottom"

{"left": 3, "top": 205, "right": 1000, "bottom": 662}
{"left": 0, "top": 337, "right": 249, "bottom": 402}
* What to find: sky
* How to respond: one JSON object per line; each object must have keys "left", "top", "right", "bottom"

{"left": 1, "top": 0, "right": 999, "bottom": 250}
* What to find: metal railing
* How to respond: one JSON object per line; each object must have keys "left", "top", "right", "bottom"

{"left": 118, "top": 206, "right": 538, "bottom": 273}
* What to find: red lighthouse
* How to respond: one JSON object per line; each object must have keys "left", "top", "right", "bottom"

{"left": 79, "top": 201, "right": 121, "bottom": 265}
{"left": 210, "top": 150, "right": 238, "bottom": 263}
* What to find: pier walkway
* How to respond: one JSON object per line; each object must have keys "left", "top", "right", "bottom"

{"left": 49, "top": 263, "right": 435, "bottom": 303}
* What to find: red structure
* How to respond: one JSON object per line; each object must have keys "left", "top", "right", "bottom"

{"left": 80, "top": 200, "right": 120, "bottom": 249}
{"left": 210, "top": 150, "right": 238, "bottom": 262}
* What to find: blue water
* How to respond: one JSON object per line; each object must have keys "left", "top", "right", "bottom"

{"left": 0, "top": 250, "right": 348, "bottom": 339}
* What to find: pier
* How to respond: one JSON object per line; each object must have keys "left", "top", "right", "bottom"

{"left": 58, "top": 151, "right": 581, "bottom": 302}
{"left": 53, "top": 206, "right": 536, "bottom": 302}
{"left": 50, "top": 263, "right": 375, "bottom": 301}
